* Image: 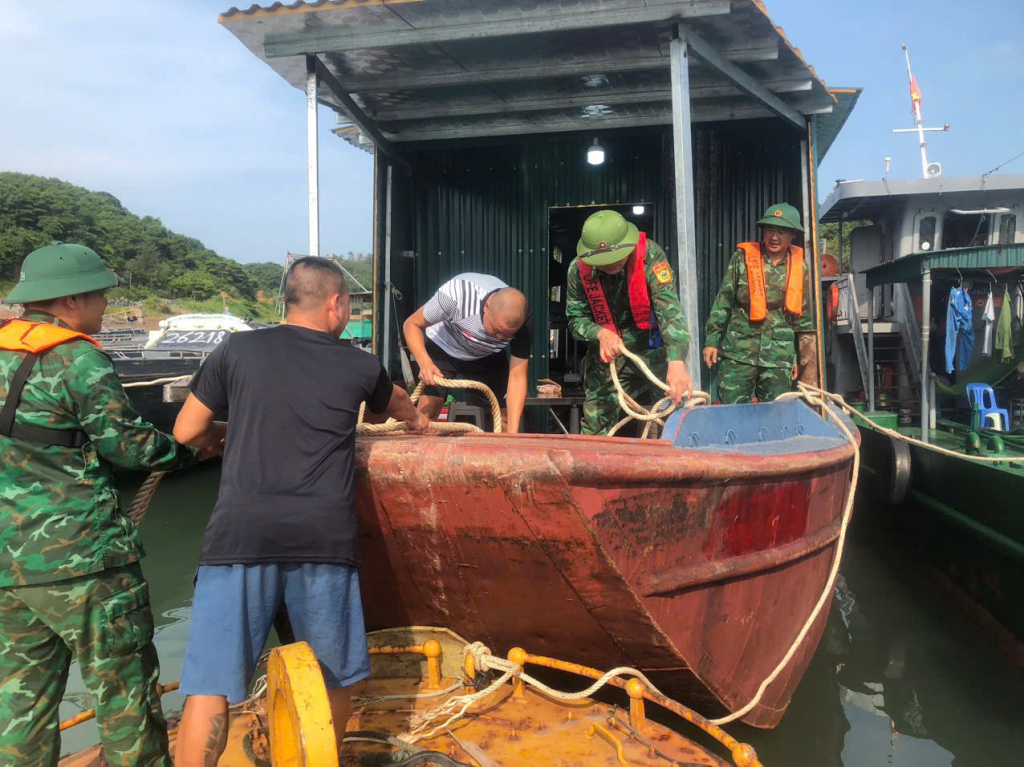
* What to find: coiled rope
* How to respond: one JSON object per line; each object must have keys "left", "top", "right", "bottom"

{"left": 355, "top": 377, "right": 502, "bottom": 436}
{"left": 606, "top": 348, "right": 711, "bottom": 438}
{"left": 397, "top": 642, "right": 761, "bottom": 767}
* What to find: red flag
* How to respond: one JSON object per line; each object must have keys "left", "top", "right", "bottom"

{"left": 909, "top": 73, "right": 922, "bottom": 113}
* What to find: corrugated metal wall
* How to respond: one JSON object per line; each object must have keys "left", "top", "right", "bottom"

{"left": 375, "top": 120, "right": 803, "bottom": 386}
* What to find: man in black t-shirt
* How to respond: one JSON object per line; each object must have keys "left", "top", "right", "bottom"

{"left": 171, "top": 257, "right": 427, "bottom": 764}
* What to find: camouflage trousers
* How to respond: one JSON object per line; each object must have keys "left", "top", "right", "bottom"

{"left": 717, "top": 356, "right": 793, "bottom": 404}
{"left": 0, "top": 563, "right": 170, "bottom": 767}
{"left": 583, "top": 345, "right": 668, "bottom": 436}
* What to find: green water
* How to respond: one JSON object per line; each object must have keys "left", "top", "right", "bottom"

{"left": 59, "top": 465, "right": 1024, "bottom": 764}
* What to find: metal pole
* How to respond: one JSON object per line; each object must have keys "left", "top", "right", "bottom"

{"left": 669, "top": 26, "right": 702, "bottom": 382}
{"left": 921, "top": 269, "right": 931, "bottom": 442}
{"left": 800, "top": 138, "right": 811, "bottom": 247}
{"left": 382, "top": 164, "right": 394, "bottom": 375}
{"left": 929, "top": 377, "right": 937, "bottom": 430}
{"left": 806, "top": 126, "right": 823, "bottom": 395}
{"left": 838, "top": 220, "right": 844, "bottom": 270}
{"left": 305, "top": 56, "right": 320, "bottom": 257}
{"left": 903, "top": 45, "right": 929, "bottom": 179}
{"left": 867, "top": 288, "right": 875, "bottom": 411}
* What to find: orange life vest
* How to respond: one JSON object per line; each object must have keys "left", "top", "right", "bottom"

{"left": 577, "top": 232, "right": 652, "bottom": 335}
{"left": 0, "top": 319, "right": 100, "bottom": 354}
{"left": 737, "top": 242, "right": 804, "bottom": 321}
{"left": 827, "top": 283, "right": 840, "bottom": 324}
{"left": 0, "top": 319, "right": 100, "bottom": 447}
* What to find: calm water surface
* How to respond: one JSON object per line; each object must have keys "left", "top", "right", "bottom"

{"left": 60, "top": 464, "right": 1023, "bottom": 764}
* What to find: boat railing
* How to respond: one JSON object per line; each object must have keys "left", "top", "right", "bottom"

{"left": 839, "top": 275, "right": 871, "bottom": 395}
{"left": 895, "top": 282, "right": 923, "bottom": 384}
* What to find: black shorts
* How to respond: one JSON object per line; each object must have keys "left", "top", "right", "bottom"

{"left": 423, "top": 340, "right": 509, "bottom": 409}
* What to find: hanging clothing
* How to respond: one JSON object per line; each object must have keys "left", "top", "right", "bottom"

{"left": 995, "top": 286, "right": 1015, "bottom": 363}
{"left": 1014, "top": 283, "right": 1024, "bottom": 326}
{"left": 981, "top": 289, "right": 995, "bottom": 357}
{"left": 944, "top": 286, "right": 974, "bottom": 374}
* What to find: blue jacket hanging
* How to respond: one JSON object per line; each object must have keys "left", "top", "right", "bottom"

{"left": 945, "top": 287, "right": 974, "bottom": 374}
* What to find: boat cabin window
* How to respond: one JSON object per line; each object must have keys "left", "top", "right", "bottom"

{"left": 997, "top": 213, "right": 1017, "bottom": 244}
{"left": 915, "top": 214, "right": 937, "bottom": 252}
{"left": 941, "top": 212, "right": 989, "bottom": 249}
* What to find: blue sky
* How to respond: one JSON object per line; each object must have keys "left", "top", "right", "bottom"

{"left": 1, "top": 1, "right": 1021, "bottom": 265}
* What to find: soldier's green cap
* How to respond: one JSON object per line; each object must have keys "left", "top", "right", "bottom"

{"left": 577, "top": 210, "right": 640, "bottom": 266}
{"left": 5, "top": 242, "right": 118, "bottom": 304}
{"left": 756, "top": 202, "right": 803, "bottom": 232}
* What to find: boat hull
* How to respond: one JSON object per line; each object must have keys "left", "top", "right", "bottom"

{"left": 354, "top": 416, "right": 856, "bottom": 728}
{"left": 857, "top": 423, "right": 1024, "bottom": 641}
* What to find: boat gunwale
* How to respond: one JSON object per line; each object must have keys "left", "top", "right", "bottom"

{"left": 356, "top": 432, "right": 858, "bottom": 484}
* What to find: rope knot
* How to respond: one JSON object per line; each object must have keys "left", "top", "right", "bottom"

{"left": 464, "top": 641, "right": 492, "bottom": 670}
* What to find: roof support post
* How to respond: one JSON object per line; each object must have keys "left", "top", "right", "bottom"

{"left": 670, "top": 26, "right": 702, "bottom": 383}
{"left": 921, "top": 268, "right": 931, "bottom": 443}
{"left": 867, "top": 287, "right": 874, "bottom": 411}
{"left": 683, "top": 27, "right": 806, "bottom": 130}
{"left": 306, "top": 55, "right": 320, "bottom": 257}
{"left": 382, "top": 164, "right": 394, "bottom": 376}
{"left": 314, "top": 58, "right": 410, "bottom": 174}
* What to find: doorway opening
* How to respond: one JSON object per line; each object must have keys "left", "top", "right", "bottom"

{"left": 546, "top": 203, "right": 655, "bottom": 393}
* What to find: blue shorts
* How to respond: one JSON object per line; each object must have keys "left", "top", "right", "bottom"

{"left": 180, "top": 563, "right": 370, "bottom": 703}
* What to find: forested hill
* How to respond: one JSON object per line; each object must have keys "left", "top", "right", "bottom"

{"left": 0, "top": 172, "right": 256, "bottom": 300}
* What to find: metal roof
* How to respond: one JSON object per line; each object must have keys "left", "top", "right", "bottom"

{"left": 814, "top": 88, "right": 860, "bottom": 162}
{"left": 220, "top": 0, "right": 838, "bottom": 145}
{"left": 819, "top": 173, "right": 1024, "bottom": 223}
{"left": 863, "top": 242, "right": 1024, "bottom": 287}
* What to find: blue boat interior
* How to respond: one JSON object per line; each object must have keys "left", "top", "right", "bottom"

{"left": 662, "top": 399, "right": 854, "bottom": 454}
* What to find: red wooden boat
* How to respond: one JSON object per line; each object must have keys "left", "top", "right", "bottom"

{"left": 354, "top": 399, "right": 857, "bottom": 728}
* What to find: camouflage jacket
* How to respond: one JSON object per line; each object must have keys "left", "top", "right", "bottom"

{"left": 704, "top": 248, "right": 814, "bottom": 369}
{"left": 0, "top": 311, "right": 198, "bottom": 587}
{"left": 566, "top": 240, "right": 690, "bottom": 362}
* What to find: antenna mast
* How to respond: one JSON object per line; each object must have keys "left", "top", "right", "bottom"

{"left": 892, "top": 44, "right": 949, "bottom": 179}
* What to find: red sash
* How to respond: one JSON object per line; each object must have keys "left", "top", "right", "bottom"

{"left": 577, "top": 232, "right": 652, "bottom": 335}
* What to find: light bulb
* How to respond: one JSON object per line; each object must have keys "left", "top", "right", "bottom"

{"left": 632, "top": 205, "right": 645, "bottom": 215}
{"left": 587, "top": 138, "right": 605, "bottom": 166}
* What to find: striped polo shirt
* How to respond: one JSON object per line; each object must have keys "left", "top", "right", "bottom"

{"left": 422, "top": 273, "right": 533, "bottom": 361}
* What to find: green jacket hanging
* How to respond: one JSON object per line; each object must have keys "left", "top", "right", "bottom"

{"left": 995, "top": 287, "right": 1015, "bottom": 363}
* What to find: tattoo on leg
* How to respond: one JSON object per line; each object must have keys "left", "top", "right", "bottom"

{"left": 203, "top": 711, "right": 229, "bottom": 766}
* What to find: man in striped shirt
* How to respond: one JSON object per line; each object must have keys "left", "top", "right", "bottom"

{"left": 404, "top": 273, "right": 532, "bottom": 433}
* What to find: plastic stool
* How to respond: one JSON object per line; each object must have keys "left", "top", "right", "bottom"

{"left": 966, "top": 383, "right": 1009, "bottom": 432}
{"left": 447, "top": 403, "right": 486, "bottom": 430}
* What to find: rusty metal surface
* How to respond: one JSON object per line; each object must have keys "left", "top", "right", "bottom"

{"left": 352, "top": 432, "right": 856, "bottom": 728}
{"left": 61, "top": 624, "right": 734, "bottom": 766}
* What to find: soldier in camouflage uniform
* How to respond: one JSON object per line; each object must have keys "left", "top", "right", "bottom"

{"left": 703, "top": 203, "right": 816, "bottom": 404}
{"left": 566, "top": 210, "right": 693, "bottom": 436}
{"left": 0, "top": 243, "right": 205, "bottom": 766}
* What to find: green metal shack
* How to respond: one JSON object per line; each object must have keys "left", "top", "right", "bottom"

{"left": 219, "top": 0, "right": 859, "bottom": 393}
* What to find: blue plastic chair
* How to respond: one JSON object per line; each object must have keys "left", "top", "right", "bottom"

{"left": 966, "top": 383, "right": 1010, "bottom": 431}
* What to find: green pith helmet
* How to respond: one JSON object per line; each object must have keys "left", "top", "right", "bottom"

{"left": 577, "top": 210, "right": 640, "bottom": 266}
{"left": 756, "top": 202, "right": 803, "bottom": 232}
{"left": 5, "top": 243, "right": 118, "bottom": 304}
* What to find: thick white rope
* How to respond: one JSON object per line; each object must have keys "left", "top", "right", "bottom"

{"left": 818, "top": 387, "right": 1021, "bottom": 463}
{"left": 355, "top": 681, "right": 463, "bottom": 705}
{"left": 710, "top": 383, "right": 859, "bottom": 724}
{"left": 706, "top": 383, "right": 1024, "bottom": 722}
{"left": 122, "top": 375, "right": 192, "bottom": 389}
{"left": 355, "top": 377, "right": 500, "bottom": 436}
{"left": 606, "top": 348, "right": 710, "bottom": 438}
{"left": 397, "top": 642, "right": 760, "bottom": 766}
{"left": 410, "top": 378, "right": 503, "bottom": 433}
